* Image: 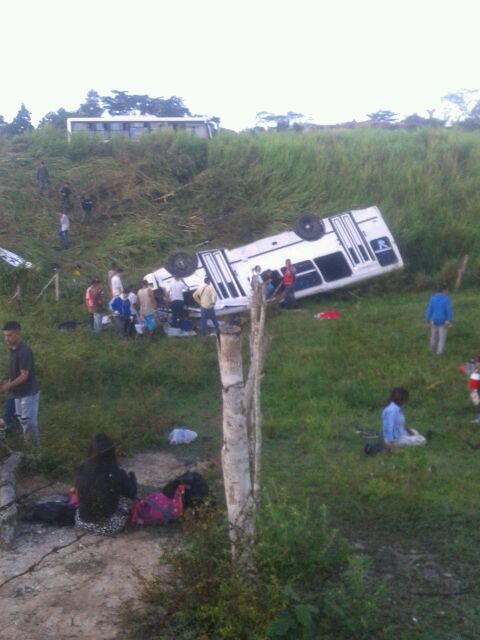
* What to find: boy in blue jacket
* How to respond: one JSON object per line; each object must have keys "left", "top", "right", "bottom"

{"left": 425, "top": 283, "right": 453, "bottom": 356}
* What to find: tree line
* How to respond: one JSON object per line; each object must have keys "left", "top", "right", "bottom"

{"left": 0, "top": 90, "right": 193, "bottom": 136}
{"left": 255, "top": 89, "right": 480, "bottom": 132}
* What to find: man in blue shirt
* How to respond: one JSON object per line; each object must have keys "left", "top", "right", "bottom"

{"left": 110, "top": 291, "right": 133, "bottom": 337}
{"left": 425, "top": 283, "right": 453, "bottom": 356}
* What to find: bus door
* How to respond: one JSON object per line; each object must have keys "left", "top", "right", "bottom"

{"left": 330, "top": 212, "right": 375, "bottom": 268}
{"left": 198, "top": 249, "right": 247, "bottom": 301}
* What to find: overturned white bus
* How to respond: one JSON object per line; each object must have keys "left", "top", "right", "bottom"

{"left": 145, "top": 206, "right": 403, "bottom": 314}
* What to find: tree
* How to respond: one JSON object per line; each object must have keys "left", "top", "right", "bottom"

{"left": 366, "top": 109, "right": 397, "bottom": 123}
{"left": 78, "top": 90, "right": 103, "bottom": 117}
{"left": 38, "top": 108, "right": 78, "bottom": 129}
{"left": 216, "top": 278, "right": 269, "bottom": 569}
{"left": 441, "top": 89, "right": 480, "bottom": 122}
{"left": 100, "top": 90, "right": 190, "bottom": 116}
{"left": 400, "top": 113, "right": 445, "bottom": 128}
{"left": 5, "top": 104, "right": 33, "bottom": 135}
{"left": 256, "top": 111, "right": 304, "bottom": 131}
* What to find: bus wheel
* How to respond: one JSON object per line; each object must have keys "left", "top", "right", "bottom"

{"left": 165, "top": 251, "right": 198, "bottom": 277}
{"left": 293, "top": 213, "right": 325, "bottom": 241}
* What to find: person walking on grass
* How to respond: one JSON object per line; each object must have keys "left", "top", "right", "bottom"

{"left": 425, "top": 283, "right": 453, "bottom": 356}
{"left": 36, "top": 162, "right": 49, "bottom": 192}
{"left": 80, "top": 194, "right": 94, "bottom": 223}
{"left": 382, "top": 387, "right": 426, "bottom": 453}
{"left": 193, "top": 277, "right": 219, "bottom": 336}
{"left": 58, "top": 211, "right": 70, "bottom": 248}
{"left": 1, "top": 321, "right": 40, "bottom": 446}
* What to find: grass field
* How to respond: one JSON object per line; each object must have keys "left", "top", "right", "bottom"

{"left": 2, "top": 125, "right": 480, "bottom": 637}
{"left": 2, "top": 287, "right": 480, "bottom": 638}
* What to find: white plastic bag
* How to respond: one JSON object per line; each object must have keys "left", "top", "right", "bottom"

{"left": 168, "top": 428, "right": 198, "bottom": 445}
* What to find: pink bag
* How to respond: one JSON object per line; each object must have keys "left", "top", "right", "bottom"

{"left": 129, "top": 485, "right": 185, "bottom": 526}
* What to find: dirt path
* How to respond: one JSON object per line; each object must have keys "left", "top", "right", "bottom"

{"left": 0, "top": 451, "right": 209, "bottom": 640}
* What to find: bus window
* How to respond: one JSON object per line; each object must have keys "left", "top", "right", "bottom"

{"left": 71, "top": 122, "right": 89, "bottom": 132}
{"left": 314, "top": 252, "right": 352, "bottom": 282}
{"left": 295, "top": 271, "right": 322, "bottom": 290}
{"left": 370, "top": 237, "right": 398, "bottom": 267}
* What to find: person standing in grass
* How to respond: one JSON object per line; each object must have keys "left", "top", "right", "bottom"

{"left": 80, "top": 194, "right": 94, "bottom": 223}
{"left": 36, "top": 162, "right": 49, "bottom": 191}
{"left": 58, "top": 211, "right": 70, "bottom": 248}
{"left": 90, "top": 279, "right": 105, "bottom": 335}
{"left": 1, "top": 321, "right": 40, "bottom": 446}
{"left": 382, "top": 388, "right": 426, "bottom": 453}
{"left": 138, "top": 280, "right": 157, "bottom": 334}
{"left": 110, "top": 267, "right": 124, "bottom": 298}
{"left": 425, "top": 283, "right": 453, "bottom": 356}
{"left": 193, "top": 277, "right": 219, "bottom": 336}
{"left": 280, "top": 259, "right": 297, "bottom": 309}
{"left": 110, "top": 290, "right": 133, "bottom": 337}
{"left": 168, "top": 275, "right": 187, "bottom": 329}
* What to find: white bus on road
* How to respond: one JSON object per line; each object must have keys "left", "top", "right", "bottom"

{"left": 67, "top": 116, "right": 218, "bottom": 141}
{"left": 145, "top": 206, "right": 403, "bottom": 315}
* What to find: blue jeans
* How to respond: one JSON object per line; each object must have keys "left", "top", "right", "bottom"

{"left": 59, "top": 230, "right": 69, "bottom": 247}
{"left": 14, "top": 392, "right": 40, "bottom": 446}
{"left": 199, "top": 307, "right": 219, "bottom": 336}
{"left": 171, "top": 300, "right": 185, "bottom": 328}
{"left": 3, "top": 396, "right": 15, "bottom": 427}
{"left": 93, "top": 312, "right": 103, "bottom": 334}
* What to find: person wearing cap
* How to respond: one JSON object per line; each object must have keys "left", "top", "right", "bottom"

{"left": 193, "top": 277, "right": 219, "bottom": 336}
{"left": 425, "top": 283, "right": 453, "bottom": 356}
{"left": 1, "top": 321, "right": 40, "bottom": 446}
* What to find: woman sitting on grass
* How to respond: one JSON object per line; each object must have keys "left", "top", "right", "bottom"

{"left": 75, "top": 433, "right": 137, "bottom": 535}
{"left": 382, "top": 388, "right": 426, "bottom": 453}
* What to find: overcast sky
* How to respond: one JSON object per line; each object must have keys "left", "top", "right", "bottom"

{"left": 1, "top": 0, "right": 478, "bottom": 130}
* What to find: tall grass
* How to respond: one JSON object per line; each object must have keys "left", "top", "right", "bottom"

{"left": 2, "top": 126, "right": 480, "bottom": 287}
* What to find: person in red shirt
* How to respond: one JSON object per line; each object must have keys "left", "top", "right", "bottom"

{"left": 282, "top": 259, "right": 297, "bottom": 309}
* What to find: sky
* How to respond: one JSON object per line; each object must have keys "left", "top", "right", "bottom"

{"left": 1, "top": 0, "right": 478, "bottom": 130}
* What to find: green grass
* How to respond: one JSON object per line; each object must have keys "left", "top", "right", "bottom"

{"left": 3, "top": 125, "right": 480, "bottom": 637}
{"left": 2, "top": 288, "right": 480, "bottom": 637}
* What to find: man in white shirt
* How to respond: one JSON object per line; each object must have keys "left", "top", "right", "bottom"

{"left": 110, "top": 268, "right": 124, "bottom": 298}
{"left": 168, "top": 276, "right": 187, "bottom": 329}
{"left": 58, "top": 211, "right": 70, "bottom": 248}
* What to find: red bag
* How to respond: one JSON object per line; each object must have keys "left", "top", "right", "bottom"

{"left": 129, "top": 485, "right": 185, "bottom": 526}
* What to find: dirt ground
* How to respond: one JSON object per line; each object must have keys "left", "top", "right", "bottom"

{"left": 0, "top": 451, "right": 210, "bottom": 640}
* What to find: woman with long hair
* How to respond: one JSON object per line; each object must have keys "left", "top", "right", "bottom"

{"left": 382, "top": 388, "right": 426, "bottom": 453}
{"left": 75, "top": 433, "right": 137, "bottom": 535}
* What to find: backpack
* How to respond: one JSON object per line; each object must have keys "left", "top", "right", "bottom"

{"left": 30, "top": 501, "right": 76, "bottom": 526}
{"left": 162, "top": 471, "right": 210, "bottom": 510}
{"left": 129, "top": 485, "right": 185, "bottom": 526}
{"left": 364, "top": 442, "right": 385, "bottom": 455}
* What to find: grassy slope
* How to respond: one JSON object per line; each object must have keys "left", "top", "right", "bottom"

{"left": 2, "top": 128, "right": 480, "bottom": 637}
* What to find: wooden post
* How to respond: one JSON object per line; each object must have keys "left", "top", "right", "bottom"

{"left": 216, "top": 279, "right": 270, "bottom": 568}
{"left": 217, "top": 326, "right": 255, "bottom": 565}
{"left": 0, "top": 451, "right": 24, "bottom": 549}
{"left": 54, "top": 270, "right": 60, "bottom": 301}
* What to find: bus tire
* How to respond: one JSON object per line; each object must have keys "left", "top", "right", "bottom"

{"left": 293, "top": 213, "right": 325, "bottom": 241}
{"left": 165, "top": 251, "right": 198, "bottom": 277}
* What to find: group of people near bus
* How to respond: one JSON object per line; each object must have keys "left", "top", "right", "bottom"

{"left": 85, "top": 266, "right": 221, "bottom": 338}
